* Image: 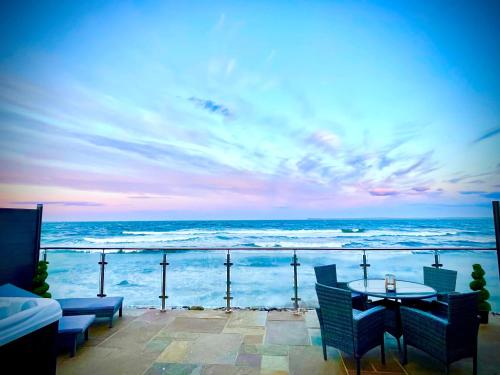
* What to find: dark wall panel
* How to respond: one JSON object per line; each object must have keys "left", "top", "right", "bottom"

{"left": 0, "top": 207, "right": 42, "bottom": 290}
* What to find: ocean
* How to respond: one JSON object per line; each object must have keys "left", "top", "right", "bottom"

{"left": 42, "top": 218, "right": 500, "bottom": 311}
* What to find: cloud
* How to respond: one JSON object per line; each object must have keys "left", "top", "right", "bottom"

{"left": 188, "top": 97, "right": 232, "bottom": 118}
{"left": 471, "top": 126, "right": 500, "bottom": 144}
{"left": 308, "top": 130, "right": 341, "bottom": 152}
{"left": 481, "top": 192, "right": 500, "bottom": 199}
{"left": 393, "top": 152, "right": 433, "bottom": 177}
{"left": 412, "top": 187, "right": 430, "bottom": 192}
{"left": 369, "top": 188, "right": 399, "bottom": 196}
{"left": 458, "top": 191, "right": 500, "bottom": 200}
{"left": 10, "top": 201, "right": 104, "bottom": 207}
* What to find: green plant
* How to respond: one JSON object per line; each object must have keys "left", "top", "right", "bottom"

{"left": 469, "top": 264, "right": 491, "bottom": 311}
{"left": 32, "top": 260, "right": 52, "bottom": 298}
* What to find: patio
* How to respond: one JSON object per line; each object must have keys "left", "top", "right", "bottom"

{"left": 57, "top": 308, "right": 500, "bottom": 375}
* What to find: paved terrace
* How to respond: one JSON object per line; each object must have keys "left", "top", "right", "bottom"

{"left": 57, "top": 309, "right": 499, "bottom": 375}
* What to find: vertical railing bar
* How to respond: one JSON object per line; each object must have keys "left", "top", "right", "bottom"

{"left": 97, "top": 249, "right": 107, "bottom": 297}
{"left": 432, "top": 250, "right": 443, "bottom": 268}
{"left": 224, "top": 249, "right": 233, "bottom": 313}
{"left": 43, "top": 249, "right": 48, "bottom": 263}
{"left": 361, "top": 250, "right": 370, "bottom": 280}
{"left": 291, "top": 250, "right": 301, "bottom": 313}
{"left": 492, "top": 201, "right": 500, "bottom": 280}
{"left": 159, "top": 251, "right": 169, "bottom": 312}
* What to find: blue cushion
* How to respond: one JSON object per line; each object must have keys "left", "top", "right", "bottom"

{"left": 57, "top": 297, "right": 123, "bottom": 315}
{"left": 0, "top": 283, "right": 39, "bottom": 298}
{"left": 59, "top": 315, "right": 95, "bottom": 334}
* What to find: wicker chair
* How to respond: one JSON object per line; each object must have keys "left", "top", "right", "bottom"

{"left": 401, "top": 292, "right": 479, "bottom": 375}
{"left": 315, "top": 283, "right": 386, "bottom": 375}
{"left": 314, "top": 264, "right": 366, "bottom": 310}
{"left": 423, "top": 266, "right": 457, "bottom": 302}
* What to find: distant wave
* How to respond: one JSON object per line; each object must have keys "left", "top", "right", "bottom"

{"left": 120, "top": 228, "right": 460, "bottom": 238}
{"left": 76, "top": 227, "right": 467, "bottom": 246}
{"left": 84, "top": 235, "right": 197, "bottom": 244}
{"left": 253, "top": 241, "right": 344, "bottom": 248}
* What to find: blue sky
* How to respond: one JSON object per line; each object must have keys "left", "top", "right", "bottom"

{"left": 0, "top": 0, "right": 499, "bottom": 220}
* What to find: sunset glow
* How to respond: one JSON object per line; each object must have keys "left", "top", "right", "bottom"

{"left": 1, "top": 1, "right": 499, "bottom": 220}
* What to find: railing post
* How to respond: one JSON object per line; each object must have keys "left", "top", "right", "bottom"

{"left": 43, "top": 249, "right": 48, "bottom": 263}
{"left": 492, "top": 201, "right": 500, "bottom": 280}
{"left": 97, "top": 250, "right": 107, "bottom": 297}
{"left": 290, "top": 250, "right": 301, "bottom": 312}
{"left": 360, "top": 250, "right": 370, "bottom": 280}
{"left": 432, "top": 250, "right": 443, "bottom": 268}
{"left": 159, "top": 252, "right": 169, "bottom": 312}
{"left": 223, "top": 250, "right": 233, "bottom": 313}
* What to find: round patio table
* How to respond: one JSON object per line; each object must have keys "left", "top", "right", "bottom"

{"left": 347, "top": 278, "right": 437, "bottom": 300}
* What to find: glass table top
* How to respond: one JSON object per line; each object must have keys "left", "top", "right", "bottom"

{"left": 347, "top": 278, "right": 437, "bottom": 300}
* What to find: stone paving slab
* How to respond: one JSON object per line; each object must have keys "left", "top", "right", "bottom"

{"left": 267, "top": 311, "right": 305, "bottom": 321}
{"left": 165, "top": 317, "right": 228, "bottom": 333}
{"left": 145, "top": 363, "right": 202, "bottom": 375}
{"left": 200, "top": 364, "right": 259, "bottom": 375}
{"left": 183, "top": 333, "right": 243, "bottom": 365}
{"left": 265, "top": 320, "right": 310, "bottom": 346}
{"left": 56, "top": 309, "right": 500, "bottom": 375}
{"left": 228, "top": 310, "right": 268, "bottom": 327}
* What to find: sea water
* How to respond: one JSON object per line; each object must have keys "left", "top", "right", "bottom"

{"left": 42, "top": 218, "right": 500, "bottom": 311}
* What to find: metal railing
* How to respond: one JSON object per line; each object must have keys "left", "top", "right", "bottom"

{"left": 40, "top": 246, "right": 497, "bottom": 312}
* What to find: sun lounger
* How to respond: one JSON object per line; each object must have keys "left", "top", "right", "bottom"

{"left": 0, "top": 283, "right": 39, "bottom": 298}
{"left": 56, "top": 297, "right": 123, "bottom": 328}
{"left": 58, "top": 314, "right": 95, "bottom": 357}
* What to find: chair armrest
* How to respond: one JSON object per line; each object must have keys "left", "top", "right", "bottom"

{"left": 401, "top": 306, "right": 448, "bottom": 325}
{"left": 430, "top": 300, "right": 449, "bottom": 317}
{"left": 337, "top": 281, "right": 349, "bottom": 290}
{"left": 401, "top": 306, "right": 448, "bottom": 339}
{"left": 353, "top": 306, "right": 385, "bottom": 336}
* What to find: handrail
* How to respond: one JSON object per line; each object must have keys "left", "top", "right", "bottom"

{"left": 40, "top": 246, "right": 496, "bottom": 251}
{"left": 39, "top": 245, "right": 497, "bottom": 312}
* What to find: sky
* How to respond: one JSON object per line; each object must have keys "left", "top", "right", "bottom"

{"left": 0, "top": 0, "right": 499, "bottom": 221}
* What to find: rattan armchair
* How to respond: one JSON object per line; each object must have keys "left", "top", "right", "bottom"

{"left": 401, "top": 292, "right": 479, "bottom": 375}
{"left": 314, "top": 264, "right": 366, "bottom": 310}
{"left": 315, "top": 283, "right": 386, "bottom": 375}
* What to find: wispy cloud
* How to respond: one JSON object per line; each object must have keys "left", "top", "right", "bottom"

{"left": 412, "top": 187, "right": 430, "bottom": 192}
{"left": 188, "top": 97, "right": 232, "bottom": 118}
{"left": 11, "top": 201, "right": 104, "bottom": 207}
{"left": 308, "top": 130, "right": 341, "bottom": 153}
{"left": 471, "top": 126, "right": 500, "bottom": 144}
{"left": 369, "top": 188, "right": 399, "bottom": 196}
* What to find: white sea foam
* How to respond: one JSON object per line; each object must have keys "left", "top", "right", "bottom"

{"left": 253, "top": 241, "right": 344, "bottom": 248}
{"left": 83, "top": 234, "right": 196, "bottom": 244}
{"left": 120, "top": 228, "right": 460, "bottom": 238}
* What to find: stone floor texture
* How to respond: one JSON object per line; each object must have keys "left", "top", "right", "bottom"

{"left": 57, "top": 309, "right": 500, "bottom": 375}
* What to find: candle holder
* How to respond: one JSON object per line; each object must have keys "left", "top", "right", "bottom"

{"left": 385, "top": 274, "right": 396, "bottom": 293}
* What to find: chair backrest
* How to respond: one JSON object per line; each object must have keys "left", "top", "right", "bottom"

{"left": 423, "top": 266, "right": 457, "bottom": 293}
{"left": 314, "top": 264, "right": 338, "bottom": 287}
{"left": 447, "top": 292, "right": 479, "bottom": 326}
{"left": 315, "top": 283, "right": 354, "bottom": 354}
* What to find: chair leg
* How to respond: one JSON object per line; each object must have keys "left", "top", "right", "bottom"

{"left": 70, "top": 338, "right": 77, "bottom": 358}
{"left": 322, "top": 341, "right": 327, "bottom": 361}
{"left": 109, "top": 317, "right": 113, "bottom": 328}
{"left": 381, "top": 336, "right": 386, "bottom": 365}
{"left": 119, "top": 306, "right": 123, "bottom": 317}
{"left": 396, "top": 336, "right": 401, "bottom": 353}
{"left": 356, "top": 357, "right": 361, "bottom": 375}
{"left": 84, "top": 328, "right": 89, "bottom": 341}
{"left": 401, "top": 338, "right": 408, "bottom": 365}
{"left": 473, "top": 350, "right": 478, "bottom": 375}
{"left": 444, "top": 364, "right": 449, "bottom": 375}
